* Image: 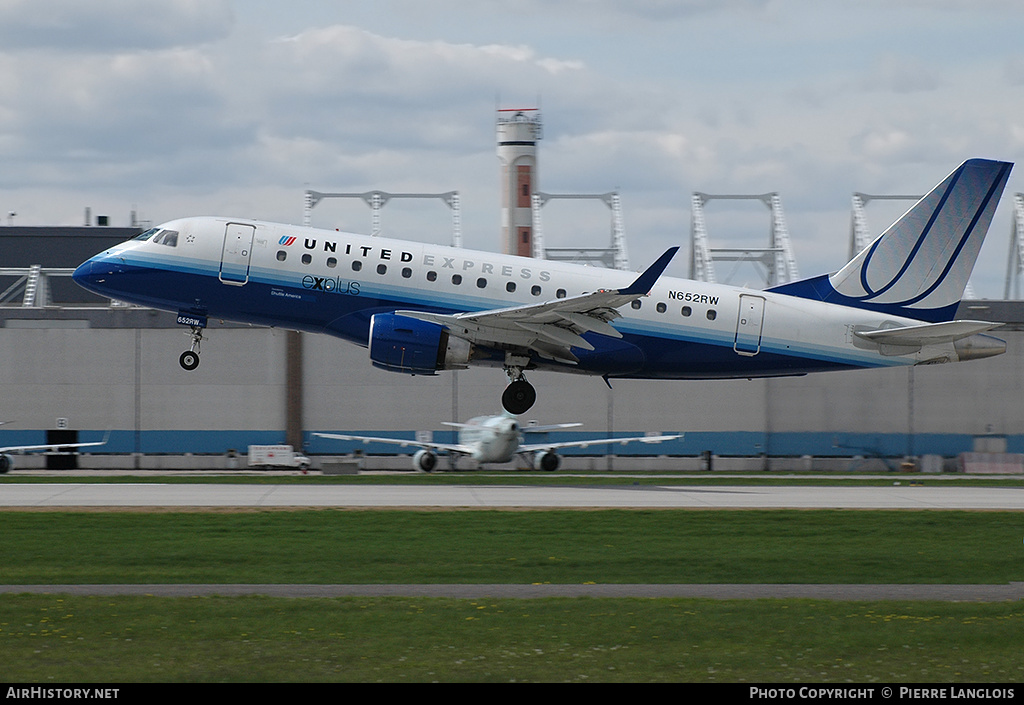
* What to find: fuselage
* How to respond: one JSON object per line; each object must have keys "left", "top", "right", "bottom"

{"left": 458, "top": 415, "right": 521, "bottom": 463}
{"left": 71, "top": 216, "right": 995, "bottom": 380}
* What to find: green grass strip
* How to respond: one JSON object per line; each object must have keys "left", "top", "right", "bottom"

{"left": 1, "top": 595, "right": 1023, "bottom": 682}
{"left": 2, "top": 509, "right": 1022, "bottom": 584}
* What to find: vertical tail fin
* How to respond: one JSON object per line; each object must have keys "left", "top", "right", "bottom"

{"left": 770, "top": 159, "right": 1012, "bottom": 322}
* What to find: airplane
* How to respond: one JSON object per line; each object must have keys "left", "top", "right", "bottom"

{"left": 71, "top": 158, "right": 1012, "bottom": 415}
{"left": 314, "top": 413, "right": 682, "bottom": 471}
{"left": 0, "top": 431, "right": 108, "bottom": 473}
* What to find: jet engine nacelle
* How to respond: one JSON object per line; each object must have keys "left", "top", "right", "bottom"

{"left": 369, "top": 313, "right": 472, "bottom": 374}
{"left": 533, "top": 450, "right": 560, "bottom": 472}
{"left": 413, "top": 449, "right": 438, "bottom": 472}
{"left": 0, "top": 454, "right": 12, "bottom": 474}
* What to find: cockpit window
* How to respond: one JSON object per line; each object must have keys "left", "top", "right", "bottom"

{"left": 136, "top": 228, "right": 178, "bottom": 247}
{"left": 152, "top": 229, "right": 178, "bottom": 247}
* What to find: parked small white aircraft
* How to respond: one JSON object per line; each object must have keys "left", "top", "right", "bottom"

{"left": 315, "top": 414, "right": 681, "bottom": 471}
{"left": 72, "top": 159, "right": 1013, "bottom": 415}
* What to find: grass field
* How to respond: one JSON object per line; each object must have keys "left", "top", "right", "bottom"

{"left": 1, "top": 508, "right": 1023, "bottom": 682}
{"left": 3, "top": 594, "right": 1024, "bottom": 682}
{"left": 1, "top": 509, "right": 1023, "bottom": 584}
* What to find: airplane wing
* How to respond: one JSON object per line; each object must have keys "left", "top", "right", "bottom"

{"left": 396, "top": 247, "right": 678, "bottom": 364}
{"left": 521, "top": 422, "right": 583, "bottom": 433}
{"left": 441, "top": 420, "right": 582, "bottom": 432}
{"left": 519, "top": 433, "right": 683, "bottom": 453}
{"left": 313, "top": 432, "right": 472, "bottom": 456}
{"left": 0, "top": 438, "right": 107, "bottom": 454}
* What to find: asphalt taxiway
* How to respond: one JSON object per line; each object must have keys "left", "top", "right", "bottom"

{"left": 1, "top": 481, "right": 1022, "bottom": 509}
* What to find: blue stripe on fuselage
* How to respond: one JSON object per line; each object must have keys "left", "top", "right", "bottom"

{"left": 75, "top": 252, "right": 893, "bottom": 379}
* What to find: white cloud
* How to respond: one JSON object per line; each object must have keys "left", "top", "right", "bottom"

{"left": 0, "top": 2, "right": 1021, "bottom": 296}
{"left": 860, "top": 54, "right": 942, "bottom": 94}
{"left": 0, "top": 0, "right": 234, "bottom": 52}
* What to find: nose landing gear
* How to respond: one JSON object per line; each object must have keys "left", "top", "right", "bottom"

{"left": 179, "top": 324, "right": 204, "bottom": 371}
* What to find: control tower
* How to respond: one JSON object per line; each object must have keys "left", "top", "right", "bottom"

{"left": 496, "top": 108, "right": 542, "bottom": 257}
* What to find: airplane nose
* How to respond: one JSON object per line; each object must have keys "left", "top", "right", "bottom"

{"left": 72, "top": 255, "right": 116, "bottom": 294}
{"left": 71, "top": 259, "right": 94, "bottom": 288}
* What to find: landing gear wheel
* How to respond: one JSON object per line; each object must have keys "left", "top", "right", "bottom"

{"left": 502, "top": 379, "right": 537, "bottom": 415}
{"left": 179, "top": 350, "right": 200, "bottom": 371}
{"left": 179, "top": 322, "right": 205, "bottom": 371}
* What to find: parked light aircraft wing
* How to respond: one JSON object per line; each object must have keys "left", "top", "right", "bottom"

{"left": 313, "top": 432, "right": 470, "bottom": 456}
{"left": 396, "top": 247, "right": 679, "bottom": 364}
{"left": 0, "top": 441, "right": 107, "bottom": 453}
{"left": 519, "top": 433, "right": 682, "bottom": 453}
{"left": 0, "top": 433, "right": 109, "bottom": 473}
{"left": 443, "top": 420, "right": 582, "bottom": 432}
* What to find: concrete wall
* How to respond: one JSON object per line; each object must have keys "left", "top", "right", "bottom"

{"left": 2, "top": 308, "right": 1022, "bottom": 460}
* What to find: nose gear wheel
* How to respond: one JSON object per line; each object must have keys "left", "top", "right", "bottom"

{"left": 179, "top": 326, "right": 204, "bottom": 371}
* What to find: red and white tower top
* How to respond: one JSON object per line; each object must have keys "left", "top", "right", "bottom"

{"left": 496, "top": 108, "right": 542, "bottom": 257}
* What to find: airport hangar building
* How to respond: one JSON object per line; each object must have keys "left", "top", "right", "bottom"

{"left": 2, "top": 226, "right": 1024, "bottom": 472}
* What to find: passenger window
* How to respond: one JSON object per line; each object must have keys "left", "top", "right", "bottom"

{"left": 631, "top": 300, "right": 641, "bottom": 310}
{"left": 477, "top": 278, "right": 487, "bottom": 289}
{"left": 402, "top": 267, "right": 412, "bottom": 278}
{"left": 531, "top": 285, "right": 542, "bottom": 296}
{"left": 506, "top": 281, "right": 516, "bottom": 293}
{"left": 681, "top": 306, "right": 691, "bottom": 317}
{"left": 377, "top": 264, "right": 387, "bottom": 275}
{"left": 276, "top": 251, "right": 287, "bottom": 262}
{"left": 427, "top": 271, "right": 437, "bottom": 282}
{"left": 452, "top": 274, "right": 462, "bottom": 285}
{"left": 352, "top": 261, "right": 362, "bottom": 272}
{"left": 301, "top": 254, "right": 312, "bottom": 265}
{"left": 556, "top": 289, "right": 566, "bottom": 299}
{"left": 327, "top": 257, "right": 337, "bottom": 268}
{"left": 656, "top": 303, "right": 666, "bottom": 313}
{"left": 707, "top": 309, "right": 717, "bottom": 321}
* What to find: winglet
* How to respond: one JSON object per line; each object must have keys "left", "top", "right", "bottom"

{"left": 617, "top": 247, "right": 678, "bottom": 297}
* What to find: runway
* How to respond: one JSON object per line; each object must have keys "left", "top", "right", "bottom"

{"left": 1, "top": 481, "right": 1023, "bottom": 509}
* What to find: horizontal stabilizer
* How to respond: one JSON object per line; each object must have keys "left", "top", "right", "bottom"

{"left": 854, "top": 320, "right": 1001, "bottom": 347}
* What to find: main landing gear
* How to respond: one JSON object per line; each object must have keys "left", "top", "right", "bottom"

{"left": 179, "top": 325, "right": 204, "bottom": 371}
{"left": 501, "top": 364, "right": 537, "bottom": 415}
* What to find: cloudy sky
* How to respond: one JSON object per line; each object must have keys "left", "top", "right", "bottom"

{"left": 1, "top": 0, "right": 1023, "bottom": 295}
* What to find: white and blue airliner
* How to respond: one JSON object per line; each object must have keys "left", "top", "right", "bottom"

{"left": 73, "top": 158, "right": 1012, "bottom": 414}
{"left": 315, "top": 412, "right": 680, "bottom": 472}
